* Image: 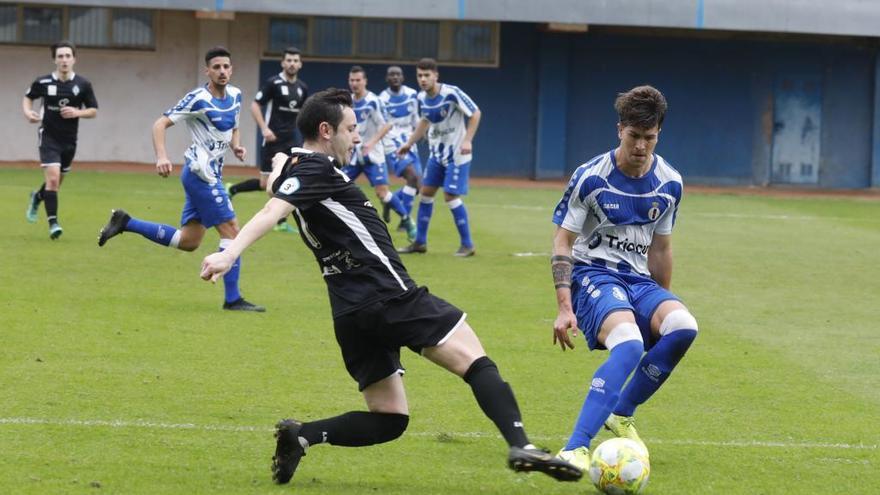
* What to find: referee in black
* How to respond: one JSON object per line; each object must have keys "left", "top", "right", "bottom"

{"left": 226, "top": 46, "right": 308, "bottom": 233}
{"left": 23, "top": 40, "right": 98, "bottom": 239}
{"left": 200, "top": 88, "right": 582, "bottom": 486}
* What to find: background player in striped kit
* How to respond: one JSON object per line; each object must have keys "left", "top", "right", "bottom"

{"left": 23, "top": 40, "right": 98, "bottom": 239}
{"left": 550, "top": 85, "right": 699, "bottom": 469}
{"left": 227, "top": 47, "right": 308, "bottom": 233}
{"left": 98, "top": 46, "right": 264, "bottom": 312}
{"left": 379, "top": 66, "right": 422, "bottom": 232}
{"left": 397, "top": 58, "right": 481, "bottom": 257}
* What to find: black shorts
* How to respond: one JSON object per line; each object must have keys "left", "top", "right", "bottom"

{"left": 260, "top": 138, "right": 297, "bottom": 173}
{"left": 39, "top": 131, "right": 76, "bottom": 173}
{"left": 333, "top": 286, "right": 466, "bottom": 391}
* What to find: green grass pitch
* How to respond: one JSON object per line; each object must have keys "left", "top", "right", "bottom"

{"left": 1, "top": 168, "right": 878, "bottom": 494}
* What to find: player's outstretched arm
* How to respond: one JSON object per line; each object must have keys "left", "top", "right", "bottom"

{"left": 398, "top": 118, "right": 429, "bottom": 156}
{"left": 201, "top": 197, "right": 295, "bottom": 282}
{"left": 551, "top": 226, "right": 580, "bottom": 351}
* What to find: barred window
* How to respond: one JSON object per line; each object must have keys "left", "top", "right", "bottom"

{"left": 403, "top": 21, "right": 438, "bottom": 59}
{"left": 23, "top": 6, "right": 61, "bottom": 44}
{"left": 358, "top": 20, "right": 396, "bottom": 58}
{"left": 70, "top": 7, "right": 109, "bottom": 46}
{"left": 269, "top": 17, "right": 307, "bottom": 54}
{"left": 112, "top": 9, "right": 153, "bottom": 47}
{"left": 313, "top": 17, "right": 352, "bottom": 56}
{"left": 0, "top": 5, "right": 16, "bottom": 42}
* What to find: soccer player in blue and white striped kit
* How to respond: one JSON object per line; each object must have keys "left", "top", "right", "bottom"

{"left": 98, "top": 46, "right": 264, "bottom": 312}
{"left": 397, "top": 58, "right": 481, "bottom": 257}
{"left": 550, "top": 86, "right": 698, "bottom": 469}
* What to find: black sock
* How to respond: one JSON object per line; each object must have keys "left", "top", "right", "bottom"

{"left": 300, "top": 411, "right": 409, "bottom": 447}
{"left": 43, "top": 190, "right": 58, "bottom": 225}
{"left": 463, "top": 356, "right": 530, "bottom": 448}
{"left": 230, "top": 178, "right": 260, "bottom": 196}
{"left": 277, "top": 215, "right": 289, "bottom": 226}
{"left": 35, "top": 183, "right": 46, "bottom": 203}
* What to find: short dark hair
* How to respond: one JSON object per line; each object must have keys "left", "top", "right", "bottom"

{"left": 297, "top": 88, "right": 353, "bottom": 141}
{"left": 416, "top": 58, "right": 438, "bottom": 72}
{"left": 204, "top": 46, "right": 231, "bottom": 66}
{"left": 614, "top": 85, "right": 667, "bottom": 129}
{"left": 349, "top": 65, "right": 365, "bottom": 75}
{"left": 51, "top": 40, "right": 75, "bottom": 58}
{"left": 283, "top": 47, "right": 301, "bottom": 57}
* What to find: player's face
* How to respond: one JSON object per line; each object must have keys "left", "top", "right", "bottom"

{"left": 329, "top": 107, "right": 360, "bottom": 165}
{"left": 617, "top": 124, "right": 660, "bottom": 169}
{"left": 205, "top": 56, "right": 232, "bottom": 87}
{"left": 416, "top": 69, "right": 438, "bottom": 92}
{"left": 386, "top": 68, "right": 403, "bottom": 89}
{"left": 54, "top": 47, "right": 75, "bottom": 74}
{"left": 348, "top": 72, "right": 366, "bottom": 95}
{"left": 281, "top": 54, "right": 302, "bottom": 77}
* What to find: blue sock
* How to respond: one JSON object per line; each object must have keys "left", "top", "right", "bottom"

{"left": 614, "top": 329, "right": 697, "bottom": 417}
{"left": 415, "top": 198, "right": 434, "bottom": 245}
{"left": 448, "top": 199, "right": 473, "bottom": 248}
{"left": 126, "top": 217, "right": 180, "bottom": 247}
{"left": 399, "top": 186, "right": 418, "bottom": 216}
{"left": 564, "top": 339, "right": 643, "bottom": 450}
{"left": 382, "top": 191, "right": 408, "bottom": 218}
{"left": 219, "top": 240, "right": 241, "bottom": 303}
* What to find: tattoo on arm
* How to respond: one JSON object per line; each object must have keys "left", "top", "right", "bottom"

{"left": 551, "top": 255, "right": 573, "bottom": 289}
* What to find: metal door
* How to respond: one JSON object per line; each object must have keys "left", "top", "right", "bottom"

{"left": 771, "top": 76, "right": 822, "bottom": 184}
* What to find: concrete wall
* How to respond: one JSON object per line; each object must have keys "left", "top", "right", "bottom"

{"left": 0, "top": 10, "right": 262, "bottom": 166}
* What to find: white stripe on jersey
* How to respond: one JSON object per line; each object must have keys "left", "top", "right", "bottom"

{"left": 319, "top": 198, "right": 408, "bottom": 291}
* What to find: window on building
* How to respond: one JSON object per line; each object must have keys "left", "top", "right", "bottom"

{"left": 23, "top": 6, "right": 61, "bottom": 44}
{"left": 70, "top": 7, "right": 109, "bottom": 46}
{"left": 403, "top": 21, "right": 439, "bottom": 59}
{"left": 112, "top": 9, "right": 153, "bottom": 47}
{"left": 358, "top": 19, "right": 396, "bottom": 58}
{"left": 0, "top": 5, "right": 17, "bottom": 42}
{"left": 313, "top": 17, "right": 352, "bottom": 56}
{"left": 268, "top": 17, "right": 307, "bottom": 54}
{"left": 265, "top": 16, "right": 498, "bottom": 66}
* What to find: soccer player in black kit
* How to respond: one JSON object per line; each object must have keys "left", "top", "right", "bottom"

{"left": 200, "top": 88, "right": 582, "bottom": 486}
{"left": 227, "top": 46, "right": 308, "bottom": 233}
{"left": 23, "top": 40, "right": 98, "bottom": 239}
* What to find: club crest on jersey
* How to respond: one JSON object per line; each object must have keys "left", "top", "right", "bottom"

{"left": 648, "top": 202, "right": 661, "bottom": 221}
{"left": 278, "top": 177, "right": 301, "bottom": 195}
{"left": 297, "top": 87, "right": 303, "bottom": 97}
{"left": 72, "top": 85, "right": 80, "bottom": 96}
{"left": 612, "top": 287, "right": 627, "bottom": 301}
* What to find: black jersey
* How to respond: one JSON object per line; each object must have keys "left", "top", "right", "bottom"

{"left": 25, "top": 73, "right": 98, "bottom": 144}
{"left": 255, "top": 73, "right": 309, "bottom": 138}
{"left": 272, "top": 149, "right": 417, "bottom": 316}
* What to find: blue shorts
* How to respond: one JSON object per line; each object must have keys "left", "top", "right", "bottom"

{"left": 342, "top": 156, "right": 389, "bottom": 187}
{"left": 423, "top": 156, "right": 470, "bottom": 195}
{"left": 571, "top": 264, "right": 680, "bottom": 351}
{"left": 385, "top": 151, "right": 423, "bottom": 178}
{"left": 180, "top": 165, "right": 236, "bottom": 228}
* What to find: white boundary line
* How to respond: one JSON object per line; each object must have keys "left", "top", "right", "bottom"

{"left": 1, "top": 417, "right": 876, "bottom": 451}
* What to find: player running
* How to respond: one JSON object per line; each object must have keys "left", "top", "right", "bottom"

{"left": 199, "top": 88, "right": 582, "bottom": 485}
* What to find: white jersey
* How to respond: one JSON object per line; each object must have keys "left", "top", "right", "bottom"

{"left": 352, "top": 90, "right": 386, "bottom": 164}
{"left": 416, "top": 83, "right": 478, "bottom": 166}
{"left": 553, "top": 151, "right": 683, "bottom": 277}
{"left": 379, "top": 85, "right": 419, "bottom": 155}
{"left": 163, "top": 84, "right": 242, "bottom": 185}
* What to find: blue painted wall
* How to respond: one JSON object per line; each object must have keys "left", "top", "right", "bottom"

{"left": 259, "top": 24, "right": 878, "bottom": 188}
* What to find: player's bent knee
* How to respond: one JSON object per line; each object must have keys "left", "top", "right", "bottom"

{"left": 375, "top": 413, "right": 409, "bottom": 443}
{"left": 462, "top": 355, "right": 497, "bottom": 383}
{"left": 604, "top": 322, "right": 643, "bottom": 351}
{"left": 659, "top": 309, "right": 699, "bottom": 336}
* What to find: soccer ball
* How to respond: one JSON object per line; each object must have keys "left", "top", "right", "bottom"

{"left": 589, "top": 438, "right": 650, "bottom": 495}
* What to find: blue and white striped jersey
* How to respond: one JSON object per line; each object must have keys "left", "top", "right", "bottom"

{"left": 553, "top": 151, "right": 683, "bottom": 277}
{"left": 379, "top": 85, "right": 419, "bottom": 155}
{"left": 416, "top": 83, "right": 478, "bottom": 166}
{"left": 163, "top": 84, "right": 242, "bottom": 185}
{"left": 352, "top": 90, "right": 387, "bottom": 164}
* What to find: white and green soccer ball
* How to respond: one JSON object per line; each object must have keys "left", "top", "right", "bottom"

{"left": 589, "top": 438, "right": 650, "bottom": 495}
